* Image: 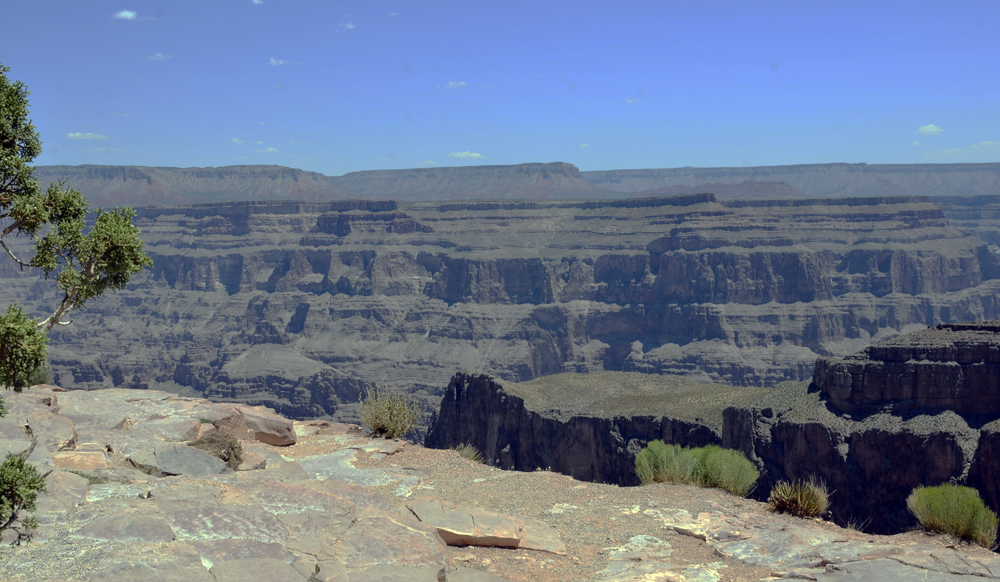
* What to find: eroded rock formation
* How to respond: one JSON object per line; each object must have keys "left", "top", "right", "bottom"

{"left": 428, "top": 322, "right": 1000, "bottom": 535}
{"left": 4, "top": 194, "right": 1000, "bottom": 425}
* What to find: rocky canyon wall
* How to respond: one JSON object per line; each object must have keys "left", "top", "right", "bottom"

{"left": 4, "top": 194, "right": 1000, "bottom": 425}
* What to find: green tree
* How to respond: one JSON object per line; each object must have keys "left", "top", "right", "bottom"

{"left": 0, "top": 62, "right": 153, "bottom": 541}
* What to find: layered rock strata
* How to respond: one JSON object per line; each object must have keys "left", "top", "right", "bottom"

{"left": 4, "top": 194, "right": 1000, "bottom": 424}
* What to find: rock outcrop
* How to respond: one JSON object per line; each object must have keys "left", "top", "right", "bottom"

{"left": 1, "top": 385, "right": 570, "bottom": 581}
{"left": 724, "top": 320, "right": 1000, "bottom": 533}
{"left": 425, "top": 372, "right": 724, "bottom": 485}
{"left": 428, "top": 322, "right": 1000, "bottom": 535}
{"left": 5, "top": 193, "right": 1000, "bottom": 426}
{"left": 812, "top": 321, "right": 1000, "bottom": 415}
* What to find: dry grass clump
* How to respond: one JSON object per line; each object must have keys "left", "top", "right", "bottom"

{"left": 188, "top": 431, "right": 245, "bottom": 470}
{"left": 359, "top": 386, "right": 422, "bottom": 439}
{"left": 635, "top": 441, "right": 758, "bottom": 497}
{"left": 767, "top": 478, "right": 829, "bottom": 518}
{"left": 907, "top": 483, "right": 998, "bottom": 548}
{"left": 451, "top": 443, "right": 484, "bottom": 464}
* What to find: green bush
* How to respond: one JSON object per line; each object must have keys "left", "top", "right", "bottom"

{"left": 359, "top": 386, "right": 422, "bottom": 439}
{"left": 635, "top": 441, "right": 758, "bottom": 497}
{"left": 907, "top": 483, "right": 998, "bottom": 548}
{"left": 768, "top": 478, "right": 830, "bottom": 518}
{"left": 0, "top": 451, "right": 47, "bottom": 545}
{"left": 451, "top": 443, "right": 484, "bottom": 464}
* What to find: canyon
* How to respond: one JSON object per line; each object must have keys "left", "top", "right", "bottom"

{"left": 427, "top": 320, "right": 1000, "bottom": 535}
{"left": 4, "top": 185, "right": 1000, "bottom": 431}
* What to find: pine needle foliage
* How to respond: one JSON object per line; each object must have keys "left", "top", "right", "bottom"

{"left": 907, "top": 483, "right": 998, "bottom": 549}
{"left": 0, "top": 452, "right": 47, "bottom": 545}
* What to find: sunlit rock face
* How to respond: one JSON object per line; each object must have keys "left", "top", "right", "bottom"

{"left": 4, "top": 193, "right": 1000, "bottom": 425}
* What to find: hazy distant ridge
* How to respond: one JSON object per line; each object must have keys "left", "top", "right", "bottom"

{"left": 582, "top": 162, "right": 1000, "bottom": 198}
{"left": 328, "top": 161, "right": 611, "bottom": 200}
{"left": 32, "top": 161, "right": 1000, "bottom": 207}
{"left": 34, "top": 164, "right": 353, "bottom": 207}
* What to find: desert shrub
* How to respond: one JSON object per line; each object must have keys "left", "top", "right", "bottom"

{"left": 635, "top": 440, "right": 699, "bottom": 486}
{"left": 635, "top": 441, "right": 758, "bottom": 497}
{"left": 451, "top": 443, "right": 484, "bottom": 464}
{"left": 768, "top": 478, "right": 830, "bottom": 518}
{"left": 0, "top": 451, "right": 47, "bottom": 545}
{"left": 699, "top": 445, "right": 760, "bottom": 497}
{"left": 359, "top": 385, "right": 422, "bottom": 439}
{"left": 188, "top": 432, "right": 245, "bottom": 470}
{"left": 907, "top": 483, "right": 998, "bottom": 548}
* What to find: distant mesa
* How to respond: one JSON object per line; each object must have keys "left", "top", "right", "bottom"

{"left": 33, "top": 161, "right": 1000, "bottom": 207}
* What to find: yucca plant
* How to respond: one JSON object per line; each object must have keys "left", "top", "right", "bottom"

{"left": 767, "top": 477, "right": 830, "bottom": 518}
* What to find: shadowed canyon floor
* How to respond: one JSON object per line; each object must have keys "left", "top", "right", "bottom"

{"left": 2, "top": 386, "right": 1000, "bottom": 582}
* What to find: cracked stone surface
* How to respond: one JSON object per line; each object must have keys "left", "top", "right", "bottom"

{"left": 3, "top": 385, "right": 1000, "bottom": 582}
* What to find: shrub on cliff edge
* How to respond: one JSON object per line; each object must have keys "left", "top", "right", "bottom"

{"left": 635, "top": 441, "right": 758, "bottom": 497}
{"left": 907, "top": 483, "right": 998, "bottom": 548}
{"left": 767, "top": 478, "right": 830, "bottom": 518}
{"left": 359, "top": 385, "right": 422, "bottom": 439}
{"left": 451, "top": 442, "right": 484, "bottom": 464}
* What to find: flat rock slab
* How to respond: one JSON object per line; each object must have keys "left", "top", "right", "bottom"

{"left": 408, "top": 500, "right": 566, "bottom": 555}
{"left": 210, "top": 558, "right": 304, "bottom": 582}
{"left": 153, "top": 443, "right": 226, "bottom": 476}
{"left": 298, "top": 449, "right": 419, "bottom": 495}
{"left": 657, "top": 508, "right": 1000, "bottom": 581}
{"left": 52, "top": 450, "right": 109, "bottom": 471}
{"left": 73, "top": 508, "right": 176, "bottom": 543}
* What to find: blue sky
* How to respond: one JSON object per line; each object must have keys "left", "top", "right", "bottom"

{"left": 2, "top": 1, "right": 997, "bottom": 175}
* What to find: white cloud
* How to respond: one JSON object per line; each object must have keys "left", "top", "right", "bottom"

{"left": 912, "top": 141, "right": 923, "bottom": 147}
{"left": 269, "top": 57, "right": 289, "bottom": 66}
{"left": 87, "top": 147, "right": 122, "bottom": 153}
{"left": 388, "top": 12, "right": 399, "bottom": 17}
{"left": 338, "top": 22, "right": 357, "bottom": 31}
{"left": 255, "top": 147, "right": 279, "bottom": 153}
{"left": 917, "top": 123, "right": 945, "bottom": 136}
{"left": 625, "top": 98, "right": 636, "bottom": 104}
{"left": 412, "top": 160, "right": 438, "bottom": 166}
{"left": 67, "top": 132, "right": 112, "bottom": 140}
{"left": 580, "top": 143, "right": 589, "bottom": 148}
{"left": 232, "top": 138, "right": 245, "bottom": 144}
{"left": 235, "top": 156, "right": 251, "bottom": 160}
{"left": 252, "top": 0, "right": 263, "bottom": 4}
{"left": 147, "top": 52, "right": 172, "bottom": 61}
{"left": 255, "top": 141, "right": 264, "bottom": 145}
{"left": 448, "top": 151, "right": 484, "bottom": 159}
{"left": 112, "top": 10, "right": 138, "bottom": 20}
{"left": 112, "top": 112, "right": 128, "bottom": 117}
{"left": 446, "top": 81, "right": 467, "bottom": 89}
